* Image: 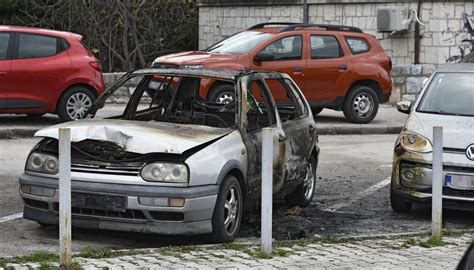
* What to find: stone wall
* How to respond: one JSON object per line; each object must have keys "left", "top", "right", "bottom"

{"left": 198, "top": 1, "right": 473, "bottom": 65}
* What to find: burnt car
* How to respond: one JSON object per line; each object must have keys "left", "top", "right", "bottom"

{"left": 390, "top": 64, "right": 474, "bottom": 212}
{"left": 19, "top": 68, "right": 319, "bottom": 242}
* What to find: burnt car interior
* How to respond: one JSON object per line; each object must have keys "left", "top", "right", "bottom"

{"left": 123, "top": 75, "right": 238, "bottom": 129}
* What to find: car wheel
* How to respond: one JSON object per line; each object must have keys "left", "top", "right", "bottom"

{"left": 211, "top": 175, "right": 243, "bottom": 243}
{"left": 285, "top": 156, "right": 317, "bottom": 207}
{"left": 390, "top": 186, "right": 412, "bottom": 213}
{"left": 343, "top": 85, "right": 379, "bottom": 124}
{"left": 312, "top": 108, "right": 323, "bottom": 115}
{"left": 57, "top": 86, "right": 96, "bottom": 122}
{"left": 207, "top": 84, "right": 235, "bottom": 104}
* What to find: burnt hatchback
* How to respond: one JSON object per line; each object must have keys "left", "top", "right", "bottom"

{"left": 19, "top": 68, "right": 319, "bottom": 242}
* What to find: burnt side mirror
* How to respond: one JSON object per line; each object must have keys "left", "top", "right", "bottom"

{"left": 254, "top": 51, "right": 274, "bottom": 62}
{"left": 396, "top": 101, "right": 412, "bottom": 114}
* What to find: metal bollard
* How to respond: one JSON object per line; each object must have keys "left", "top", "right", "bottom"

{"left": 261, "top": 127, "right": 273, "bottom": 255}
{"left": 59, "top": 128, "right": 72, "bottom": 266}
{"left": 431, "top": 126, "right": 443, "bottom": 239}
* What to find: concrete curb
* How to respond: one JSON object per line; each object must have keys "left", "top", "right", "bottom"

{"left": 0, "top": 125, "right": 404, "bottom": 139}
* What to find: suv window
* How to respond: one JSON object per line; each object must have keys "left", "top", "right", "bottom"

{"left": 310, "top": 35, "right": 342, "bottom": 59}
{"left": 345, "top": 37, "right": 370, "bottom": 54}
{"left": 260, "top": 35, "right": 302, "bottom": 61}
{"left": 0, "top": 33, "right": 10, "bottom": 60}
{"left": 265, "top": 78, "right": 304, "bottom": 121}
{"left": 17, "top": 34, "right": 58, "bottom": 59}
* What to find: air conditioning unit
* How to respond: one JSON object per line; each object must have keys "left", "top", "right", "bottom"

{"left": 377, "top": 8, "right": 410, "bottom": 32}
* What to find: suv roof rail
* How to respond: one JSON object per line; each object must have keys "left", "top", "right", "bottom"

{"left": 279, "top": 24, "right": 363, "bottom": 33}
{"left": 248, "top": 22, "right": 299, "bottom": 30}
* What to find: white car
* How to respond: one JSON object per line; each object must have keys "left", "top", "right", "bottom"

{"left": 19, "top": 68, "right": 319, "bottom": 242}
{"left": 390, "top": 64, "right": 474, "bottom": 212}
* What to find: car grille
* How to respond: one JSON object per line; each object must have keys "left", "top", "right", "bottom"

{"left": 53, "top": 203, "right": 147, "bottom": 220}
{"left": 71, "top": 164, "right": 141, "bottom": 176}
{"left": 443, "top": 187, "right": 474, "bottom": 198}
{"left": 443, "top": 147, "right": 466, "bottom": 154}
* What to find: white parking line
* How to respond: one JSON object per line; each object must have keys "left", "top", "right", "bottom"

{"left": 0, "top": 212, "right": 23, "bottom": 223}
{"left": 379, "top": 164, "right": 392, "bottom": 168}
{"left": 328, "top": 177, "right": 391, "bottom": 211}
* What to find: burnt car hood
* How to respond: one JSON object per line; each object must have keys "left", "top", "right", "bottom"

{"left": 406, "top": 112, "right": 474, "bottom": 148}
{"left": 35, "top": 119, "right": 232, "bottom": 154}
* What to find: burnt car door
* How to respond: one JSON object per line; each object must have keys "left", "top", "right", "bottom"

{"left": 263, "top": 75, "right": 316, "bottom": 194}
{"left": 238, "top": 73, "right": 287, "bottom": 200}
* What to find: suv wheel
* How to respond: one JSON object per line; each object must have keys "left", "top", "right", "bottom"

{"left": 208, "top": 84, "right": 235, "bottom": 104}
{"left": 390, "top": 186, "right": 412, "bottom": 213}
{"left": 57, "top": 86, "right": 96, "bottom": 122}
{"left": 211, "top": 175, "right": 242, "bottom": 242}
{"left": 285, "top": 156, "right": 317, "bottom": 207}
{"left": 343, "top": 85, "right": 379, "bottom": 124}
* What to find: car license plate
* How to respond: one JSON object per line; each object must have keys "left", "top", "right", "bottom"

{"left": 445, "top": 174, "right": 474, "bottom": 189}
{"left": 71, "top": 192, "right": 126, "bottom": 211}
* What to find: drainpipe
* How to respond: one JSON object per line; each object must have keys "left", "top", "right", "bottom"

{"left": 414, "top": 0, "right": 422, "bottom": 64}
{"left": 303, "top": 0, "right": 309, "bottom": 24}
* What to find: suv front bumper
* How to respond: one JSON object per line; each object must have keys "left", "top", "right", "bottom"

{"left": 19, "top": 173, "right": 218, "bottom": 235}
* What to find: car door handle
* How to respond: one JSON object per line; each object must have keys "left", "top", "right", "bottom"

{"left": 338, "top": 64, "right": 348, "bottom": 71}
{"left": 293, "top": 67, "right": 303, "bottom": 74}
{"left": 278, "top": 133, "right": 287, "bottom": 142}
{"left": 0, "top": 71, "right": 7, "bottom": 75}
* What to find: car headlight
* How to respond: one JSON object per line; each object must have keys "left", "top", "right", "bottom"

{"left": 181, "top": 64, "right": 203, "bottom": 69}
{"left": 26, "top": 152, "right": 59, "bottom": 174}
{"left": 400, "top": 130, "right": 433, "bottom": 153}
{"left": 141, "top": 163, "right": 188, "bottom": 183}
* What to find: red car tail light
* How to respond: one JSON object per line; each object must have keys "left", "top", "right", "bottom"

{"left": 89, "top": 61, "right": 101, "bottom": 72}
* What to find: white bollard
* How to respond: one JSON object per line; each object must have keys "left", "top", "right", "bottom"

{"left": 261, "top": 127, "right": 273, "bottom": 255}
{"left": 432, "top": 126, "right": 443, "bottom": 239}
{"left": 59, "top": 128, "right": 72, "bottom": 266}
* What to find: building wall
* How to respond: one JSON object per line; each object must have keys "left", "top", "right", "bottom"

{"left": 198, "top": 1, "right": 473, "bottom": 100}
{"left": 198, "top": 1, "right": 473, "bottom": 66}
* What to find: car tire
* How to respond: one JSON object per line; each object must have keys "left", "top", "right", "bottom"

{"left": 312, "top": 108, "right": 323, "bottom": 115}
{"left": 207, "top": 84, "right": 235, "bottom": 104}
{"left": 57, "top": 86, "right": 96, "bottom": 122}
{"left": 211, "top": 175, "right": 243, "bottom": 243}
{"left": 343, "top": 85, "right": 379, "bottom": 124}
{"left": 285, "top": 156, "right": 317, "bottom": 207}
{"left": 390, "top": 186, "right": 412, "bottom": 213}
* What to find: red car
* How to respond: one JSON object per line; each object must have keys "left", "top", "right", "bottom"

{"left": 153, "top": 23, "right": 392, "bottom": 123}
{"left": 0, "top": 26, "right": 105, "bottom": 121}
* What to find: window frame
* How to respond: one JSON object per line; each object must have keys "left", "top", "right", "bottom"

{"left": 309, "top": 34, "right": 344, "bottom": 59}
{"left": 244, "top": 77, "right": 278, "bottom": 133}
{"left": 345, "top": 36, "right": 371, "bottom": 55}
{"left": 13, "top": 32, "right": 66, "bottom": 60}
{"left": 0, "top": 32, "right": 14, "bottom": 61}
{"left": 258, "top": 35, "right": 303, "bottom": 62}
{"left": 283, "top": 78, "right": 310, "bottom": 118}
{"left": 264, "top": 78, "right": 307, "bottom": 121}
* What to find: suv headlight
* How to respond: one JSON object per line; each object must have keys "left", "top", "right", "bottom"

{"left": 141, "top": 163, "right": 188, "bottom": 183}
{"left": 26, "top": 152, "right": 59, "bottom": 174}
{"left": 400, "top": 130, "right": 433, "bottom": 153}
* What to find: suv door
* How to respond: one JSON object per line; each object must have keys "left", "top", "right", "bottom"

{"left": 263, "top": 76, "right": 315, "bottom": 193}
{"left": 0, "top": 32, "right": 12, "bottom": 109}
{"left": 7, "top": 32, "right": 72, "bottom": 109}
{"left": 238, "top": 74, "right": 287, "bottom": 199}
{"left": 305, "top": 33, "right": 352, "bottom": 102}
{"left": 251, "top": 35, "right": 306, "bottom": 101}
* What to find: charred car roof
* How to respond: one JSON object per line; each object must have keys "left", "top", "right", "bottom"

{"left": 131, "top": 67, "right": 285, "bottom": 81}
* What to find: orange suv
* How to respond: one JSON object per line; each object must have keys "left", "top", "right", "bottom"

{"left": 153, "top": 23, "right": 392, "bottom": 123}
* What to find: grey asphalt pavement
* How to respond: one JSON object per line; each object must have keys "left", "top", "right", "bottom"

{"left": 0, "top": 134, "right": 472, "bottom": 257}
{"left": 0, "top": 105, "right": 408, "bottom": 139}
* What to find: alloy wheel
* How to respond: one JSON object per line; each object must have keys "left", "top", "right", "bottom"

{"left": 66, "top": 92, "right": 93, "bottom": 120}
{"left": 223, "top": 185, "right": 240, "bottom": 235}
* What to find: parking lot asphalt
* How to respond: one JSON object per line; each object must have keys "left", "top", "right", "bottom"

{"left": 0, "top": 104, "right": 408, "bottom": 139}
